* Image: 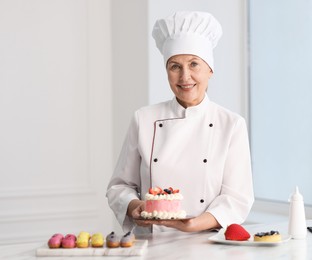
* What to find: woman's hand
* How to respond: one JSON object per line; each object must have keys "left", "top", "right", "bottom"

{"left": 137, "top": 218, "right": 194, "bottom": 232}
{"left": 127, "top": 199, "right": 151, "bottom": 227}
{"left": 151, "top": 218, "right": 195, "bottom": 232}
{"left": 143, "top": 212, "right": 221, "bottom": 232}
{"left": 127, "top": 199, "right": 144, "bottom": 219}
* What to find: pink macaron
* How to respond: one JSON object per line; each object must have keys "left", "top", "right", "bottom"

{"left": 48, "top": 233, "right": 64, "bottom": 248}
{"left": 61, "top": 234, "right": 77, "bottom": 248}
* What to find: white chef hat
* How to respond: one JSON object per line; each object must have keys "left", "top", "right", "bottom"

{"left": 152, "top": 11, "right": 222, "bottom": 71}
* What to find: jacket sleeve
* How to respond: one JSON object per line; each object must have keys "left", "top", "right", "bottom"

{"left": 207, "top": 117, "right": 254, "bottom": 227}
{"left": 106, "top": 112, "right": 141, "bottom": 232}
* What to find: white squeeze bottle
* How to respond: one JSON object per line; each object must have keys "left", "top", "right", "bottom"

{"left": 288, "top": 186, "right": 307, "bottom": 239}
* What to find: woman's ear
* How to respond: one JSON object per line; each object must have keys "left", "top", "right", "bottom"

{"left": 208, "top": 70, "right": 213, "bottom": 79}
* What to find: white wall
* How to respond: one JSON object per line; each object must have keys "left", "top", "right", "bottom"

{"left": 0, "top": 0, "right": 113, "bottom": 244}
{"left": 111, "top": 0, "right": 149, "bottom": 164}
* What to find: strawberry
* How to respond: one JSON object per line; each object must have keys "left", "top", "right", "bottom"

{"left": 148, "top": 187, "right": 163, "bottom": 195}
{"left": 224, "top": 224, "right": 250, "bottom": 241}
{"left": 154, "top": 187, "right": 162, "bottom": 194}
{"left": 148, "top": 188, "right": 157, "bottom": 195}
{"left": 172, "top": 189, "right": 179, "bottom": 194}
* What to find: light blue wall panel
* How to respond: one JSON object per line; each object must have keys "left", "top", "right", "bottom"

{"left": 249, "top": 0, "right": 312, "bottom": 204}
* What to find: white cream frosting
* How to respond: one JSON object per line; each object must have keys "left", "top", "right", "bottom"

{"left": 144, "top": 193, "right": 183, "bottom": 200}
{"left": 140, "top": 210, "right": 187, "bottom": 219}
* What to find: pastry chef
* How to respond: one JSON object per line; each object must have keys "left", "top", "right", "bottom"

{"left": 106, "top": 11, "right": 254, "bottom": 233}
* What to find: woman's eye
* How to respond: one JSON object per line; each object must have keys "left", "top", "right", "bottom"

{"left": 190, "top": 62, "right": 198, "bottom": 67}
{"left": 170, "top": 64, "right": 180, "bottom": 70}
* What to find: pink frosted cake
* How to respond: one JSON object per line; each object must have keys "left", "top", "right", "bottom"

{"left": 140, "top": 187, "right": 186, "bottom": 219}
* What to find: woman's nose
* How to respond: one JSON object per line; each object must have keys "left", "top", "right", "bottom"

{"left": 180, "top": 68, "right": 191, "bottom": 81}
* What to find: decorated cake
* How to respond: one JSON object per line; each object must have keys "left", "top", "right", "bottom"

{"left": 140, "top": 187, "right": 186, "bottom": 219}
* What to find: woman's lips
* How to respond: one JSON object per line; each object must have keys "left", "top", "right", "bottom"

{"left": 178, "top": 84, "right": 196, "bottom": 89}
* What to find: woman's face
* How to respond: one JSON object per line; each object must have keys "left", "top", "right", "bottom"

{"left": 166, "top": 54, "right": 213, "bottom": 108}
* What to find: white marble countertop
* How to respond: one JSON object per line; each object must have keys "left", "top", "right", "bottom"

{"left": 1, "top": 220, "right": 311, "bottom": 260}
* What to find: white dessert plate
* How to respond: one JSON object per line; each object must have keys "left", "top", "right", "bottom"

{"left": 134, "top": 216, "right": 195, "bottom": 222}
{"left": 208, "top": 229, "right": 291, "bottom": 246}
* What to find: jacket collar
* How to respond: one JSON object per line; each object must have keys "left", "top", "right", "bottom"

{"left": 171, "top": 94, "right": 210, "bottom": 118}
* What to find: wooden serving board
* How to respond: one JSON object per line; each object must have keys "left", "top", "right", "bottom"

{"left": 36, "top": 240, "right": 148, "bottom": 257}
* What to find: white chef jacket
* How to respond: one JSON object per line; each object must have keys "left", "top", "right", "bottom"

{"left": 106, "top": 94, "right": 254, "bottom": 233}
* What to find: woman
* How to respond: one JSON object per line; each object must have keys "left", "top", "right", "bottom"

{"left": 106, "top": 11, "right": 254, "bottom": 233}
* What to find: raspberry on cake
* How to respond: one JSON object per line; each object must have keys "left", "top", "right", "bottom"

{"left": 140, "top": 187, "right": 186, "bottom": 219}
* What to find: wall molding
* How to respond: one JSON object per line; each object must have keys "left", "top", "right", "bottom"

{"left": 0, "top": 185, "right": 96, "bottom": 199}
{"left": 0, "top": 208, "right": 100, "bottom": 245}
{"left": 0, "top": 208, "right": 98, "bottom": 223}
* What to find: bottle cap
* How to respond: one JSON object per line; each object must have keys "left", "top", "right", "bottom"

{"left": 290, "top": 186, "right": 303, "bottom": 201}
